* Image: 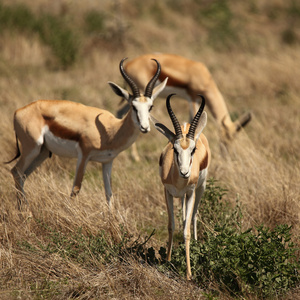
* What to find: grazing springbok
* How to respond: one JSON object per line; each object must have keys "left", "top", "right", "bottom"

{"left": 6, "top": 58, "right": 168, "bottom": 210}
{"left": 118, "top": 53, "right": 251, "bottom": 160}
{"left": 123, "top": 53, "right": 251, "bottom": 138}
{"left": 151, "top": 93, "right": 210, "bottom": 280}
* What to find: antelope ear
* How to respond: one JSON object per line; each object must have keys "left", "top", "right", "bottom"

{"left": 108, "top": 81, "right": 131, "bottom": 102}
{"left": 151, "top": 77, "right": 168, "bottom": 100}
{"left": 195, "top": 111, "right": 207, "bottom": 140}
{"left": 150, "top": 115, "right": 175, "bottom": 141}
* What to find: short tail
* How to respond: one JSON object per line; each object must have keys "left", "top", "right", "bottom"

{"left": 4, "top": 133, "right": 21, "bottom": 164}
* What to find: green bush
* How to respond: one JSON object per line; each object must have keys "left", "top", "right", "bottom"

{"left": 0, "top": 3, "right": 35, "bottom": 30}
{"left": 197, "top": 1, "right": 239, "bottom": 50}
{"left": 34, "top": 14, "right": 78, "bottom": 69}
{"left": 170, "top": 179, "right": 300, "bottom": 298}
{"left": 84, "top": 10, "right": 106, "bottom": 33}
{"left": 0, "top": 2, "right": 78, "bottom": 68}
{"left": 179, "top": 224, "right": 298, "bottom": 297}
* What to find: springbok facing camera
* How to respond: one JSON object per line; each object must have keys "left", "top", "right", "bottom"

{"left": 152, "top": 93, "right": 211, "bottom": 280}
{"left": 6, "top": 58, "right": 168, "bottom": 210}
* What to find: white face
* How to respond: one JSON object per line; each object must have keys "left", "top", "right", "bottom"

{"left": 173, "top": 138, "right": 196, "bottom": 178}
{"left": 131, "top": 98, "right": 154, "bottom": 133}
{"left": 108, "top": 78, "right": 168, "bottom": 134}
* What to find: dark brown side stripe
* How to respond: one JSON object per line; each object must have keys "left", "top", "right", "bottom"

{"left": 44, "top": 117, "right": 81, "bottom": 141}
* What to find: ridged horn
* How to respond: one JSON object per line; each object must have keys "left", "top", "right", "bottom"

{"left": 187, "top": 95, "right": 206, "bottom": 140}
{"left": 166, "top": 94, "right": 182, "bottom": 139}
{"left": 119, "top": 57, "right": 140, "bottom": 98}
{"left": 144, "top": 59, "right": 161, "bottom": 98}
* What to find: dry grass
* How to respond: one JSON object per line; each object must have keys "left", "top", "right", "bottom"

{"left": 0, "top": 0, "right": 299, "bottom": 299}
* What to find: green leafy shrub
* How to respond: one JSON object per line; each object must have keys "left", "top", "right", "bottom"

{"left": 170, "top": 179, "right": 300, "bottom": 298}
{"left": 183, "top": 224, "right": 298, "bottom": 297}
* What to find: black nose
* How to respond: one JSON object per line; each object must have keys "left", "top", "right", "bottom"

{"left": 140, "top": 126, "right": 148, "bottom": 133}
{"left": 180, "top": 171, "right": 189, "bottom": 178}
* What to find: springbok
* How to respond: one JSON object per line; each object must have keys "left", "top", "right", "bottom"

{"left": 151, "top": 93, "right": 211, "bottom": 280}
{"left": 118, "top": 53, "right": 250, "bottom": 162}
{"left": 6, "top": 58, "right": 168, "bottom": 210}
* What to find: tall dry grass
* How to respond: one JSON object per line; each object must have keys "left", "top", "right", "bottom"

{"left": 0, "top": 0, "right": 299, "bottom": 299}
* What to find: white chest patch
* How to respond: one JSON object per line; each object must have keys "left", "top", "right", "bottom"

{"left": 164, "top": 168, "right": 208, "bottom": 198}
{"left": 165, "top": 184, "right": 196, "bottom": 198}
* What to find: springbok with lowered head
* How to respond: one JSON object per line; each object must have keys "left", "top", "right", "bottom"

{"left": 6, "top": 58, "right": 167, "bottom": 210}
{"left": 152, "top": 93, "right": 210, "bottom": 280}
{"left": 124, "top": 53, "right": 251, "bottom": 138}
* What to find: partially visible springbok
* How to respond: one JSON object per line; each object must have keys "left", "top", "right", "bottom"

{"left": 151, "top": 93, "right": 211, "bottom": 280}
{"left": 6, "top": 58, "right": 168, "bottom": 210}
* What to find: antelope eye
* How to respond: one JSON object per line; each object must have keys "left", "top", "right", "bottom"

{"left": 149, "top": 105, "right": 154, "bottom": 112}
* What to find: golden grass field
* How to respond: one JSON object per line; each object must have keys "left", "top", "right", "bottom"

{"left": 0, "top": 0, "right": 299, "bottom": 299}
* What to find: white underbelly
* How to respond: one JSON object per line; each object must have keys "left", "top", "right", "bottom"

{"left": 44, "top": 130, "right": 78, "bottom": 158}
{"left": 89, "top": 149, "right": 120, "bottom": 163}
{"left": 42, "top": 127, "right": 127, "bottom": 163}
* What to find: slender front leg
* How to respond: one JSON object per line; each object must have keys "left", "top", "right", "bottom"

{"left": 130, "top": 143, "right": 141, "bottom": 162}
{"left": 165, "top": 188, "right": 174, "bottom": 261}
{"left": 71, "top": 154, "right": 88, "bottom": 197}
{"left": 181, "top": 195, "right": 186, "bottom": 229}
{"left": 102, "top": 161, "right": 113, "bottom": 207}
{"left": 184, "top": 190, "right": 196, "bottom": 280}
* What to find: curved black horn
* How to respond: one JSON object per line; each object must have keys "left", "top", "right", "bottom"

{"left": 144, "top": 59, "right": 161, "bottom": 98}
{"left": 187, "top": 95, "right": 206, "bottom": 140}
{"left": 166, "top": 94, "right": 183, "bottom": 139}
{"left": 119, "top": 57, "right": 140, "bottom": 98}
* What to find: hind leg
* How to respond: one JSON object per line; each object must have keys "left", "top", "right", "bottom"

{"left": 24, "top": 146, "right": 51, "bottom": 177}
{"left": 12, "top": 143, "right": 45, "bottom": 210}
{"left": 11, "top": 165, "right": 27, "bottom": 210}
